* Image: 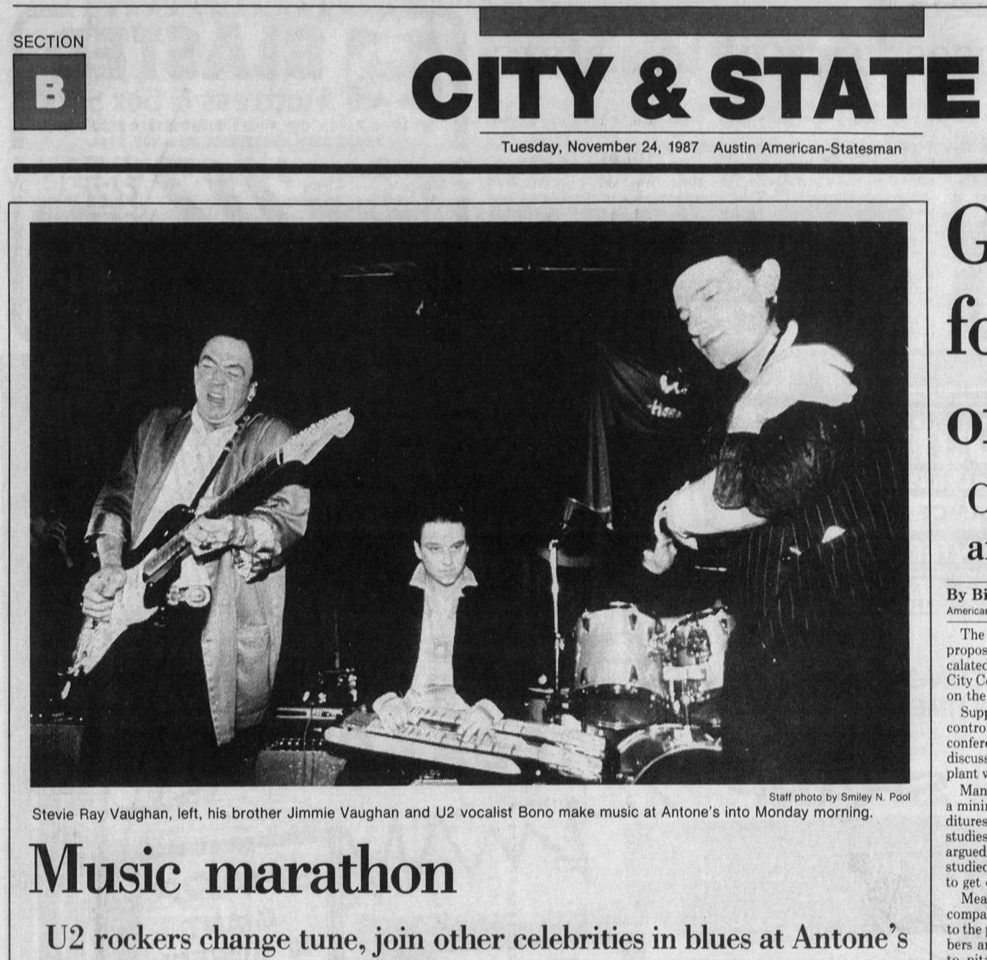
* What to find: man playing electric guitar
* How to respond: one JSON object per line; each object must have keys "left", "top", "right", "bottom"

{"left": 79, "top": 333, "right": 311, "bottom": 785}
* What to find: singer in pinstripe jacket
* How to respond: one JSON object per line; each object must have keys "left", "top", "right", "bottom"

{"left": 645, "top": 254, "right": 906, "bottom": 784}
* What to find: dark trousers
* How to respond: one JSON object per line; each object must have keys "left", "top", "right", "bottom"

{"left": 81, "top": 605, "right": 259, "bottom": 786}
{"left": 720, "top": 610, "right": 908, "bottom": 785}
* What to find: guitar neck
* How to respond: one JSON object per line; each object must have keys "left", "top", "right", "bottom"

{"left": 202, "top": 447, "right": 282, "bottom": 519}
{"left": 141, "top": 450, "right": 282, "bottom": 583}
{"left": 139, "top": 407, "right": 353, "bottom": 584}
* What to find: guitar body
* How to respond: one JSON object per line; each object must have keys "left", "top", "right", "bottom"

{"left": 67, "top": 568, "right": 158, "bottom": 686}
{"left": 65, "top": 504, "right": 197, "bottom": 688}
{"left": 125, "top": 503, "right": 195, "bottom": 607}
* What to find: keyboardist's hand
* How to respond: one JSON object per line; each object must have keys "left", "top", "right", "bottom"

{"left": 374, "top": 693, "right": 411, "bottom": 734}
{"left": 457, "top": 702, "right": 497, "bottom": 745}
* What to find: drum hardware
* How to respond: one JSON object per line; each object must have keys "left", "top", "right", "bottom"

{"left": 662, "top": 626, "right": 712, "bottom": 726}
{"left": 547, "top": 538, "right": 566, "bottom": 718}
{"left": 684, "top": 697, "right": 722, "bottom": 737}
{"left": 616, "top": 723, "right": 723, "bottom": 784}
{"left": 535, "top": 497, "right": 612, "bottom": 721}
{"left": 299, "top": 666, "right": 360, "bottom": 711}
{"left": 525, "top": 683, "right": 570, "bottom": 725}
{"left": 536, "top": 497, "right": 610, "bottom": 568}
{"left": 658, "top": 605, "right": 734, "bottom": 717}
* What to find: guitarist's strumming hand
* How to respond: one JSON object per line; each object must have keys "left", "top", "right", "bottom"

{"left": 81, "top": 565, "right": 127, "bottom": 621}
{"left": 184, "top": 515, "right": 256, "bottom": 556}
{"left": 82, "top": 531, "right": 127, "bottom": 621}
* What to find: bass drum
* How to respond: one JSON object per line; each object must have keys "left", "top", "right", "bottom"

{"left": 617, "top": 724, "right": 723, "bottom": 784}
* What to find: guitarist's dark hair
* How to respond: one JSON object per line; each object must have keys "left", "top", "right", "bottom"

{"left": 412, "top": 493, "right": 469, "bottom": 544}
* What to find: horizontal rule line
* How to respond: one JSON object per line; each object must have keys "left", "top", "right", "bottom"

{"left": 12, "top": 3, "right": 480, "bottom": 7}
{"left": 13, "top": 162, "right": 987, "bottom": 175}
{"left": 482, "top": 130, "right": 923, "bottom": 137}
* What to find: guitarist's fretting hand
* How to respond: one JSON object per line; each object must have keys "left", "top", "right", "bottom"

{"left": 81, "top": 565, "right": 127, "bottom": 621}
{"left": 184, "top": 515, "right": 256, "bottom": 556}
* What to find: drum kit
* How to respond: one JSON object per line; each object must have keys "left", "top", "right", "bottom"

{"left": 534, "top": 499, "right": 735, "bottom": 784}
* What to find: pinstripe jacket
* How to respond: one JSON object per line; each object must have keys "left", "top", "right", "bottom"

{"left": 712, "top": 400, "right": 904, "bottom": 657}
{"left": 709, "top": 397, "right": 908, "bottom": 782}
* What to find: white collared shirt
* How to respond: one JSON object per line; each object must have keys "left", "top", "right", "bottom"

{"left": 136, "top": 408, "right": 238, "bottom": 588}
{"left": 404, "top": 563, "right": 478, "bottom": 710}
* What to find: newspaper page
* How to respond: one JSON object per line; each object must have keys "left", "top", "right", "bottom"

{"left": 4, "top": 1, "right": 984, "bottom": 958}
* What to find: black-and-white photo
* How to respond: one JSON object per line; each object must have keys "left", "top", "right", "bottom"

{"left": 29, "top": 217, "right": 909, "bottom": 788}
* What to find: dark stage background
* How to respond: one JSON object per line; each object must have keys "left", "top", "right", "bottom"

{"left": 29, "top": 220, "right": 908, "bottom": 709}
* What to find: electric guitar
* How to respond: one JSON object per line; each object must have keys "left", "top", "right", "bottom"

{"left": 62, "top": 408, "right": 354, "bottom": 693}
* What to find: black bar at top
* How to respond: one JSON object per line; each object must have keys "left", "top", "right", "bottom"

{"left": 479, "top": 6, "right": 925, "bottom": 37}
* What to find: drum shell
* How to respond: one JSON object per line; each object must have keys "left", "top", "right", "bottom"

{"left": 571, "top": 604, "right": 667, "bottom": 730}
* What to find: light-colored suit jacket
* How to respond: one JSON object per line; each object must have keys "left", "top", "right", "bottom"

{"left": 86, "top": 407, "right": 310, "bottom": 744}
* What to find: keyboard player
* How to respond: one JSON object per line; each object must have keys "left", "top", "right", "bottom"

{"left": 358, "top": 497, "right": 513, "bottom": 748}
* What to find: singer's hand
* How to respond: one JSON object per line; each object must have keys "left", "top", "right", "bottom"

{"left": 643, "top": 535, "right": 677, "bottom": 575}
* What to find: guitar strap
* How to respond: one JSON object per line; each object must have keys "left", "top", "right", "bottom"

{"left": 187, "top": 411, "right": 255, "bottom": 513}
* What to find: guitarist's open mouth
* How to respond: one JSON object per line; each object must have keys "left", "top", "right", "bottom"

{"left": 203, "top": 392, "right": 231, "bottom": 414}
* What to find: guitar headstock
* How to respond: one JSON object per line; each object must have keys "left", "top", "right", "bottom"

{"left": 284, "top": 408, "right": 355, "bottom": 465}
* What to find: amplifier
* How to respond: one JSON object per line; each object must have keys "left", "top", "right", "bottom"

{"left": 255, "top": 748, "right": 348, "bottom": 786}
{"left": 255, "top": 706, "right": 349, "bottom": 785}
{"left": 31, "top": 714, "right": 83, "bottom": 786}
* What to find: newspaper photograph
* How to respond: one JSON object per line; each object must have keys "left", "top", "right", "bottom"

{"left": 3, "top": 1, "right": 985, "bottom": 958}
